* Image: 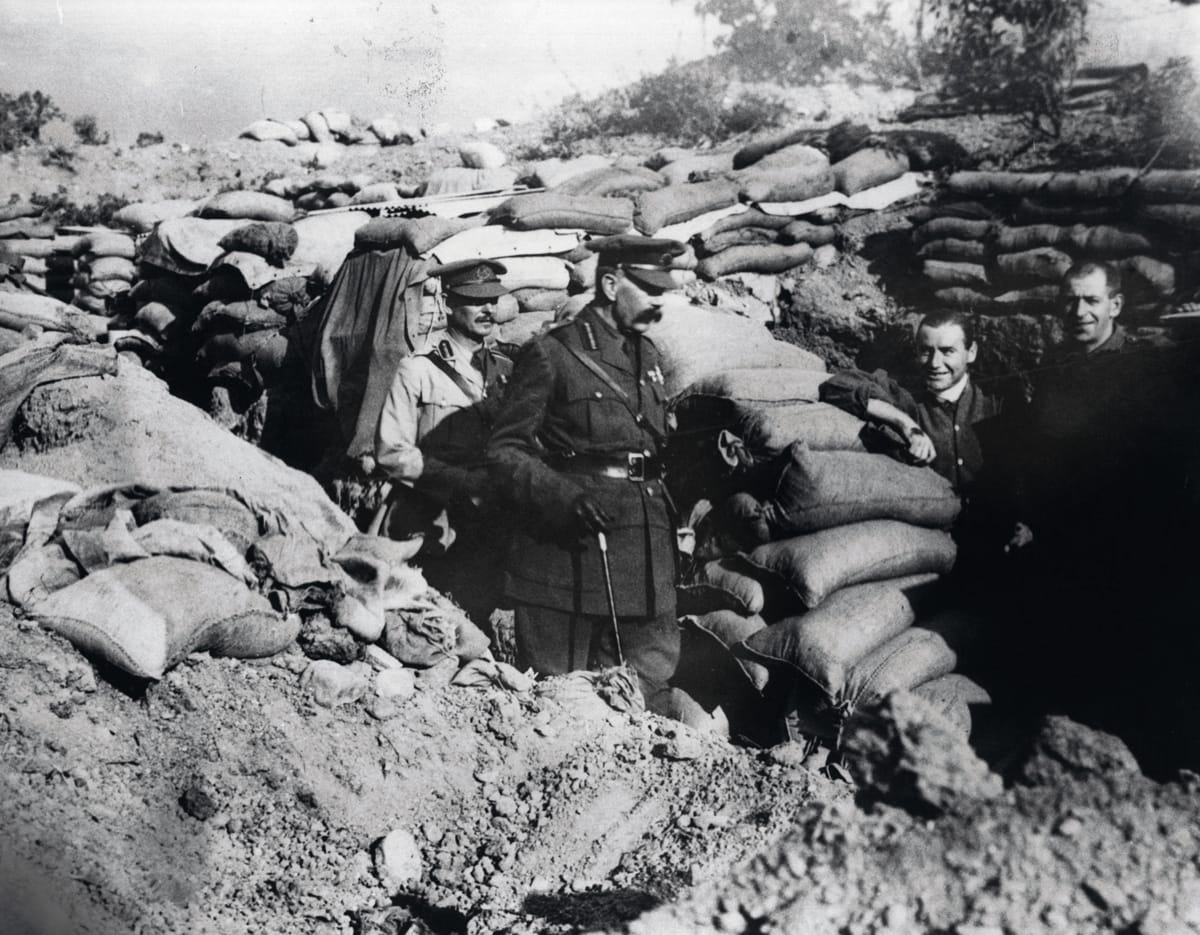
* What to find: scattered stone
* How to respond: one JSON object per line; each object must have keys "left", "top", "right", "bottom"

{"left": 374, "top": 667, "right": 416, "bottom": 702}
{"left": 767, "top": 741, "right": 809, "bottom": 768}
{"left": 841, "top": 691, "right": 1003, "bottom": 818}
{"left": 298, "top": 613, "right": 360, "bottom": 664}
{"left": 1055, "top": 816, "right": 1084, "bottom": 838}
{"left": 301, "top": 660, "right": 372, "bottom": 708}
{"left": 180, "top": 779, "right": 219, "bottom": 821}
{"left": 362, "top": 646, "right": 404, "bottom": 671}
{"left": 655, "top": 733, "right": 704, "bottom": 761}
{"left": 373, "top": 829, "right": 422, "bottom": 890}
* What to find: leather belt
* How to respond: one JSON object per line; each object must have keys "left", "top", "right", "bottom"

{"left": 547, "top": 451, "right": 663, "bottom": 481}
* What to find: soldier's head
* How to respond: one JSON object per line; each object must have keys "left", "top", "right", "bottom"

{"left": 432, "top": 259, "right": 510, "bottom": 342}
{"left": 916, "top": 309, "right": 977, "bottom": 394}
{"left": 1060, "top": 261, "right": 1123, "bottom": 353}
{"left": 589, "top": 235, "right": 687, "bottom": 335}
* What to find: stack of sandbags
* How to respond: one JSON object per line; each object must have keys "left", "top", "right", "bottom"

{"left": 239, "top": 109, "right": 419, "bottom": 148}
{"left": 0, "top": 205, "right": 58, "bottom": 295}
{"left": 689, "top": 207, "right": 835, "bottom": 281}
{"left": 70, "top": 229, "right": 138, "bottom": 315}
{"left": 681, "top": 438, "right": 984, "bottom": 737}
{"left": 914, "top": 168, "right": 1200, "bottom": 318}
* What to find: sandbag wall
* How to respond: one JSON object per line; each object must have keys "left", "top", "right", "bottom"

{"left": 913, "top": 169, "right": 1200, "bottom": 319}
{"left": 0, "top": 203, "right": 61, "bottom": 299}
{"left": 667, "top": 368, "right": 989, "bottom": 741}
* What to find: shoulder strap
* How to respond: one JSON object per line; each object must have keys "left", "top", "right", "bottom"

{"left": 424, "top": 351, "right": 482, "bottom": 403}
{"left": 549, "top": 329, "right": 630, "bottom": 401}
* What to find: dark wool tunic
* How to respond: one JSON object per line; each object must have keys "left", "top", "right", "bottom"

{"left": 487, "top": 305, "right": 676, "bottom": 618}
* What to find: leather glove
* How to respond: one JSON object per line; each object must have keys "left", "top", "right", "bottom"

{"left": 571, "top": 493, "right": 612, "bottom": 535}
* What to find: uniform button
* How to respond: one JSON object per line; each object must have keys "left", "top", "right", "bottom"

{"left": 643, "top": 449, "right": 651, "bottom": 457}
{"left": 639, "top": 379, "right": 645, "bottom": 386}
{"left": 635, "top": 414, "right": 644, "bottom": 424}
{"left": 954, "top": 424, "right": 960, "bottom": 432}
{"left": 594, "top": 391, "right": 602, "bottom": 399}
{"left": 956, "top": 458, "right": 964, "bottom": 466}
{"left": 646, "top": 486, "right": 655, "bottom": 496}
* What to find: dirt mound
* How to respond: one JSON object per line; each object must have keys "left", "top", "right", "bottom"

{"left": 622, "top": 699, "right": 1200, "bottom": 935}
{"left": 0, "top": 604, "right": 834, "bottom": 935}
{"left": 0, "top": 356, "right": 354, "bottom": 551}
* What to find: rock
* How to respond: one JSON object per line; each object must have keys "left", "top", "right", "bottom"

{"left": 1019, "top": 715, "right": 1141, "bottom": 787}
{"left": 655, "top": 733, "right": 704, "bottom": 761}
{"left": 813, "top": 244, "right": 839, "bottom": 268}
{"left": 767, "top": 741, "right": 811, "bottom": 769}
{"left": 373, "top": 828, "right": 423, "bottom": 890}
{"left": 472, "top": 117, "right": 499, "bottom": 134}
{"left": 841, "top": 691, "right": 1003, "bottom": 818}
{"left": 362, "top": 645, "right": 404, "bottom": 671}
{"left": 180, "top": 779, "right": 219, "bottom": 820}
{"left": 375, "top": 668, "right": 416, "bottom": 702}
{"left": 301, "top": 660, "right": 372, "bottom": 707}
{"left": 299, "top": 613, "right": 360, "bottom": 664}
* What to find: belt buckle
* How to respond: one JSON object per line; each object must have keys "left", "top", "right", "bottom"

{"left": 626, "top": 452, "right": 645, "bottom": 482}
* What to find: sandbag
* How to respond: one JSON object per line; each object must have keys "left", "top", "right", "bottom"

{"left": 696, "top": 210, "right": 794, "bottom": 247}
{"left": 682, "top": 610, "right": 770, "bottom": 692}
{"left": 497, "top": 256, "right": 570, "bottom": 292}
{"left": 512, "top": 287, "right": 568, "bottom": 314}
{"left": 351, "top": 182, "right": 402, "bottom": 204}
{"left": 779, "top": 221, "right": 838, "bottom": 247}
{"left": 130, "top": 489, "right": 263, "bottom": 551}
{"left": 931, "top": 287, "right": 996, "bottom": 312}
{"left": 529, "top": 154, "right": 612, "bottom": 189}
{"left": 73, "top": 232, "right": 136, "bottom": 260}
{"left": 697, "top": 226, "right": 775, "bottom": 253}
{"left": 739, "top": 573, "right": 942, "bottom": 700}
{"left": 31, "top": 556, "right": 298, "bottom": 680}
{"left": 634, "top": 180, "right": 740, "bottom": 236}
{"left": 497, "top": 309, "right": 555, "bottom": 345}
{"left": 0, "top": 217, "right": 56, "bottom": 239}
{"left": 695, "top": 557, "right": 766, "bottom": 615}
{"left": 199, "top": 191, "right": 294, "bottom": 223}
{"left": 1130, "top": 169, "right": 1200, "bottom": 204}
{"left": 742, "top": 443, "right": 961, "bottom": 539}
{"left": 553, "top": 167, "right": 665, "bottom": 198}
{"left": 916, "top": 238, "right": 989, "bottom": 262}
{"left": 1118, "top": 255, "right": 1176, "bottom": 298}
{"left": 489, "top": 193, "right": 633, "bottom": 235}
{"left": 745, "top": 520, "right": 957, "bottom": 608}
{"left": 193, "top": 300, "right": 288, "bottom": 335}
{"left": 1012, "top": 198, "right": 1118, "bottom": 225}
{"left": 459, "top": 140, "right": 507, "bottom": 170}
{"left": 754, "top": 143, "right": 829, "bottom": 173}
{"left": 0, "top": 470, "right": 80, "bottom": 529}
{"left": 657, "top": 153, "right": 737, "bottom": 186}
{"left": 0, "top": 239, "right": 54, "bottom": 258}
{"left": 739, "top": 401, "right": 869, "bottom": 454}
{"left": 737, "top": 165, "right": 836, "bottom": 205}
{"left": 302, "top": 111, "right": 333, "bottom": 143}
{"left": 354, "top": 215, "right": 483, "bottom": 255}
{"left": 112, "top": 200, "right": 201, "bottom": 234}
{"left": 697, "top": 243, "right": 812, "bottom": 281}
{"left": 911, "top": 673, "right": 991, "bottom": 731}
{"left": 912, "top": 218, "right": 995, "bottom": 245}
{"left": 841, "top": 607, "right": 982, "bottom": 711}
{"left": 992, "top": 224, "right": 1155, "bottom": 257}
{"left": 1136, "top": 204, "right": 1200, "bottom": 231}
{"left": 85, "top": 256, "right": 136, "bottom": 282}
{"left": 991, "top": 248, "right": 1073, "bottom": 288}
{"left": 832, "top": 148, "right": 910, "bottom": 196}
{"left": 650, "top": 304, "right": 826, "bottom": 397}
{"left": 732, "top": 127, "right": 819, "bottom": 170}
{"left": 239, "top": 119, "right": 299, "bottom": 145}
{"left": 422, "top": 166, "right": 518, "bottom": 196}
{"left": 681, "top": 367, "right": 828, "bottom": 403}
{"left": 922, "top": 260, "right": 989, "bottom": 289}
{"left": 368, "top": 116, "right": 405, "bottom": 146}
{"left": 218, "top": 222, "right": 299, "bottom": 267}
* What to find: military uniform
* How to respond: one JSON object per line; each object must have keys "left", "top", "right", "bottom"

{"left": 374, "top": 260, "right": 515, "bottom": 624}
{"left": 488, "top": 286, "right": 681, "bottom": 713}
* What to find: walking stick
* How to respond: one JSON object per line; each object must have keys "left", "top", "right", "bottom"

{"left": 596, "top": 531, "right": 625, "bottom": 666}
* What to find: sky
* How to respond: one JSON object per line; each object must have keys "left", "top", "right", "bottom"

{"left": 0, "top": 0, "right": 718, "bottom": 143}
{"left": 0, "top": 0, "right": 1196, "bottom": 145}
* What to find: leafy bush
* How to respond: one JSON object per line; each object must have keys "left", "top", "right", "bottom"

{"left": 540, "top": 63, "right": 791, "bottom": 153}
{"left": 0, "top": 90, "right": 63, "bottom": 151}
{"left": 922, "top": 0, "right": 1088, "bottom": 137}
{"left": 1129, "top": 58, "right": 1200, "bottom": 167}
{"left": 31, "top": 187, "right": 129, "bottom": 227}
{"left": 73, "top": 114, "right": 110, "bottom": 146}
{"left": 41, "top": 144, "right": 77, "bottom": 173}
{"left": 689, "top": 0, "right": 918, "bottom": 87}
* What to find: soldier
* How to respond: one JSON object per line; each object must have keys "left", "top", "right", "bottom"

{"left": 375, "top": 258, "right": 515, "bottom": 625}
{"left": 487, "top": 235, "right": 686, "bottom": 716}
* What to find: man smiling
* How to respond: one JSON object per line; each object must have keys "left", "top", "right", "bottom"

{"left": 819, "top": 309, "right": 1005, "bottom": 498}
